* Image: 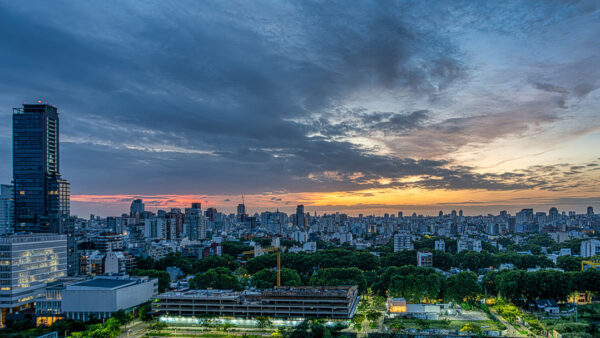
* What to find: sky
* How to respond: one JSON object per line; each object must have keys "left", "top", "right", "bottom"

{"left": 0, "top": 1, "right": 599, "bottom": 217}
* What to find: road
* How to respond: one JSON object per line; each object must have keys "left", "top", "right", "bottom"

{"left": 119, "top": 320, "right": 150, "bottom": 338}
{"left": 489, "top": 308, "right": 527, "bottom": 337}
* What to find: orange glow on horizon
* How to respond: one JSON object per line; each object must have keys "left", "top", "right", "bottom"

{"left": 70, "top": 185, "right": 598, "bottom": 216}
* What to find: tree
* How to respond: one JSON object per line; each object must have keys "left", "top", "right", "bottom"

{"left": 257, "top": 316, "right": 272, "bottom": 328}
{"left": 309, "top": 267, "right": 367, "bottom": 292}
{"left": 461, "top": 322, "right": 481, "bottom": 334}
{"left": 381, "top": 250, "right": 417, "bottom": 267}
{"left": 69, "top": 317, "right": 122, "bottom": 338}
{"left": 353, "top": 313, "right": 365, "bottom": 324}
{"left": 192, "top": 254, "right": 238, "bottom": 273}
{"left": 366, "top": 310, "right": 382, "bottom": 323}
{"left": 50, "top": 319, "right": 86, "bottom": 336}
{"left": 138, "top": 302, "right": 153, "bottom": 322}
{"left": 114, "top": 309, "right": 134, "bottom": 325}
{"left": 432, "top": 250, "right": 454, "bottom": 270}
{"left": 222, "top": 241, "right": 253, "bottom": 256}
{"left": 135, "top": 256, "right": 155, "bottom": 270}
{"left": 190, "top": 267, "right": 241, "bottom": 290}
{"left": 443, "top": 271, "right": 481, "bottom": 303}
{"left": 132, "top": 269, "right": 170, "bottom": 293}
{"left": 557, "top": 256, "right": 582, "bottom": 272}
{"left": 386, "top": 266, "right": 441, "bottom": 302}
{"left": 251, "top": 268, "right": 302, "bottom": 288}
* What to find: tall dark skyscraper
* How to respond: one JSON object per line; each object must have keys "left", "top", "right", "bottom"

{"left": 237, "top": 203, "right": 246, "bottom": 222}
{"left": 13, "top": 103, "right": 70, "bottom": 233}
{"left": 295, "top": 204, "right": 305, "bottom": 231}
{"left": 130, "top": 198, "right": 145, "bottom": 216}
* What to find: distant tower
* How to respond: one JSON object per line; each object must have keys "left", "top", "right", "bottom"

{"left": 296, "top": 205, "right": 306, "bottom": 231}
{"left": 438, "top": 210, "right": 443, "bottom": 217}
{"left": 459, "top": 209, "right": 463, "bottom": 217}
{"left": 205, "top": 207, "right": 217, "bottom": 222}
{"left": 587, "top": 206, "right": 594, "bottom": 217}
{"left": 186, "top": 202, "right": 205, "bottom": 240}
{"left": 237, "top": 196, "right": 247, "bottom": 222}
{"left": 130, "top": 199, "right": 145, "bottom": 216}
{"left": 549, "top": 207, "right": 559, "bottom": 222}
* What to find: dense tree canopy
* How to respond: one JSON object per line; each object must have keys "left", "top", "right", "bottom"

{"left": 190, "top": 267, "right": 242, "bottom": 290}
{"left": 131, "top": 269, "right": 170, "bottom": 293}
{"left": 484, "top": 269, "right": 600, "bottom": 302}
{"left": 387, "top": 266, "right": 441, "bottom": 302}
{"left": 443, "top": 271, "right": 481, "bottom": 303}
{"left": 192, "top": 254, "right": 238, "bottom": 273}
{"left": 251, "top": 268, "right": 302, "bottom": 288}
{"left": 309, "top": 267, "right": 368, "bottom": 292}
{"left": 222, "top": 241, "right": 253, "bottom": 256}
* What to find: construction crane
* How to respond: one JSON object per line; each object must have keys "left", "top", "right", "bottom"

{"left": 581, "top": 258, "right": 600, "bottom": 271}
{"left": 242, "top": 246, "right": 284, "bottom": 287}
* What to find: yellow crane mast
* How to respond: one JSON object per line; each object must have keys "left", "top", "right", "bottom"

{"left": 581, "top": 258, "right": 600, "bottom": 271}
{"left": 242, "top": 246, "right": 284, "bottom": 287}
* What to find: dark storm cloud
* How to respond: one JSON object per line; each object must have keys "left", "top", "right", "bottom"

{"left": 312, "top": 109, "right": 430, "bottom": 137}
{"left": 0, "top": 0, "right": 597, "bottom": 205}
{"left": 0, "top": 0, "right": 472, "bottom": 194}
{"left": 533, "top": 82, "right": 569, "bottom": 94}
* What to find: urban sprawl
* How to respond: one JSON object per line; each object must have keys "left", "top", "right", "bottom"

{"left": 1, "top": 103, "right": 599, "bottom": 337}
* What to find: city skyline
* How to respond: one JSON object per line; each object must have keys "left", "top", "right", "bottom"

{"left": 1, "top": 1, "right": 599, "bottom": 217}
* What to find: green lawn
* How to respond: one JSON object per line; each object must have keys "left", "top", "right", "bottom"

{"left": 536, "top": 304, "right": 600, "bottom": 337}
{"left": 385, "top": 318, "right": 503, "bottom": 331}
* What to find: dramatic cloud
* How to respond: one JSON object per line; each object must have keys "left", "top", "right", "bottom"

{"left": 0, "top": 0, "right": 599, "bottom": 216}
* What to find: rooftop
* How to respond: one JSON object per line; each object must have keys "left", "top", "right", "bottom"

{"left": 0, "top": 233, "right": 66, "bottom": 244}
{"left": 69, "top": 278, "right": 137, "bottom": 289}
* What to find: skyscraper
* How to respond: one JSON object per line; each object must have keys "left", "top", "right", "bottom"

{"left": 0, "top": 184, "right": 14, "bottom": 235}
{"left": 185, "top": 202, "right": 205, "bottom": 240}
{"left": 549, "top": 207, "right": 559, "bottom": 222}
{"left": 13, "top": 103, "right": 70, "bottom": 233}
{"left": 296, "top": 205, "right": 306, "bottom": 231}
{"left": 130, "top": 199, "right": 145, "bottom": 216}
{"left": 237, "top": 203, "right": 246, "bottom": 222}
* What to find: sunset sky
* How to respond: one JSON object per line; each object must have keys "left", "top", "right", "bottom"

{"left": 1, "top": 1, "right": 599, "bottom": 217}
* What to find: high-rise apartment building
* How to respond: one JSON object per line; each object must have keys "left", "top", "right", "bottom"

{"left": 130, "top": 199, "right": 144, "bottom": 216}
{"left": 185, "top": 203, "right": 206, "bottom": 240}
{"left": 0, "top": 184, "right": 14, "bottom": 235}
{"left": 580, "top": 239, "right": 600, "bottom": 258}
{"left": 393, "top": 233, "right": 413, "bottom": 252}
{"left": 434, "top": 239, "right": 445, "bottom": 252}
{"left": 237, "top": 203, "right": 246, "bottom": 222}
{"left": 0, "top": 234, "right": 67, "bottom": 326}
{"left": 417, "top": 251, "right": 433, "bottom": 267}
{"left": 13, "top": 103, "right": 70, "bottom": 233}
{"left": 296, "top": 205, "right": 306, "bottom": 231}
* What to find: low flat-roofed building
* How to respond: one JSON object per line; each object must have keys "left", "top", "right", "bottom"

{"left": 35, "top": 276, "right": 86, "bottom": 326}
{"left": 156, "top": 285, "right": 359, "bottom": 319}
{"left": 62, "top": 274, "right": 158, "bottom": 321}
{"left": 387, "top": 298, "right": 407, "bottom": 313}
{"left": 417, "top": 251, "right": 433, "bottom": 267}
{"left": 387, "top": 297, "right": 441, "bottom": 320}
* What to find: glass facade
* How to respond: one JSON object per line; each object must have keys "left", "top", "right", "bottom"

{"left": 0, "top": 185, "right": 13, "bottom": 235}
{"left": 12, "top": 103, "right": 69, "bottom": 233}
{"left": 0, "top": 234, "right": 67, "bottom": 326}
